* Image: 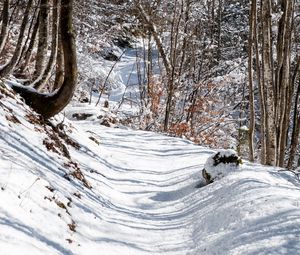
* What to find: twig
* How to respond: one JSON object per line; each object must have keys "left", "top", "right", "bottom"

{"left": 18, "top": 177, "right": 40, "bottom": 198}
{"left": 18, "top": 177, "right": 40, "bottom": 206}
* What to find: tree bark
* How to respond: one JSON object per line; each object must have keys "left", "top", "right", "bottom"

{"left": 261, "top": 0, "right": 276, "bottom": 165}
{"left": 255, "top": 7, "right": 266, "bottom": 164}
{"left": 287, "top": 57, "right": 300, "bottom": 169}
{"left": 33, "top": 0, "right": 60, "bottom": 91}
{"left": 18, "top": 12, "right": 40, "bottom": 75}
{"left": 0, "top": 0, "right": 33, "bottom": 78}
{"left": 287, "top": 115, "right": 300, "bottom": 169}
{"left": 16, "top": 2, "right": 40, "bottom": 74}
{"left": 34, "top": 0, "right": 49, "bottom": 79}
{"left": 276, "top": 0, "right": 294, "bottom": 167}
{"left": 0, "top": 0, "right": 9, "bottom": 54}
{"left": 53, "top": 32, "right": 64, "bottom": 91}
{"left": 248, "top": 0, "right": 256, "bottom": 162}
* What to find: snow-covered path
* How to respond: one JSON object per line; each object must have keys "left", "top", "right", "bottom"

{"left": 70, "top": 123, "right": 211, "bottom": 255}
{"left": 1, "top": 85, "right": 300, "bottom": 255}
{"left": 65, "top": 123, "right": 300, "bottom": 255}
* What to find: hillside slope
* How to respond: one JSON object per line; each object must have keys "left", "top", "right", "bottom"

{"left": 0, "top": 83, "right": 300, "bottom": 255}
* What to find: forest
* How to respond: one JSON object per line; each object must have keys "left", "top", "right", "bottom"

{"left": 0, "top": 0, "right": 299, "bottom": 168}
{"left": 0, "top": 1, "right": 300, "bottom": 254}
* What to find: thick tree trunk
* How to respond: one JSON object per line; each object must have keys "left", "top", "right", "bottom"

{"left": 12, "top": 0, "right": 77, "bottom": 119}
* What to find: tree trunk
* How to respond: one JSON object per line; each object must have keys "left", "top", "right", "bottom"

{"left": 287, "top": 115, "right": 300, "bottom": 169}
{"left": 261, "top": 0, "right": 276, "bottom": 165}
{"left": 255, "top": 10, "right": 266, "bottom": 164}
{"left": 12, "top": 0, "right": 77, "bottom": 119}
{"left": 33, "top": 0, "right": 60, "bottom": 91}
{"left": 216, "top": 0, "right": 223, "bottom": 61}
{"left": 34, "top": 0, "right": 49, "bottom": 79}
{"left": 136, "top": 2, "right": 171, "bottom": 75}
{"left": 16, "top": 2, "right": 40, "bottom": 74}
{"left": 0, "top": 0, "right": 9, "bottom": 54}
{"left": 135, "top": 1, "right": 174, "bottom": 131}
{"left": 248, "top": 0, "right": 256, "bottom": 162}
{"left": 287, "top": 58, "right": 300, "bottom": 169}
{"left": 18, "top": 11, "right": 40, "bottom": 75}
{"left": 53, "top": 32, "right": 64, "bottom": 91}
{"left": 0, "top": 0, "right": 33, "bottom": 78}
{"left": 276, "top": 0, "right": 294, "bottom": 167}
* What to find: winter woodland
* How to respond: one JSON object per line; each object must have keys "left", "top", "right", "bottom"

{"left": 0, "top": 0, "right": 300, "bottom": 254}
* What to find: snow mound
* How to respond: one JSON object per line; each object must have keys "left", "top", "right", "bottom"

{"left": 203, "top": 149, "right": 242, "bottom": 184}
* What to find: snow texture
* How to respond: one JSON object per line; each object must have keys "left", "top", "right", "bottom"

{"left": 1, "top": 82, "right": 300, "bottom": 255}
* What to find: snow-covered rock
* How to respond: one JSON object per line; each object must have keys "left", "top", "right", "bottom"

{"left": 202, "top": 149, "right": 242, "bottom": 184}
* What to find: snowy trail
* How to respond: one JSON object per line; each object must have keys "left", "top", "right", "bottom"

{"left": 70, "top": 123, "right": 211, "bottom": 255}
{"left": 0, "top": 88, "right": 210, "bottom": 254}
{"left": 105, "top": 42, "right": 159, "bottom": 106}
{"left": 1, "top": 83, "right": 300, "bottom": 254}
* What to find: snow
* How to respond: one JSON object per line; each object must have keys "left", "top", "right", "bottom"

{"left": 203, "top": 149, "right": 241, "bottom": 182}
{"left": 239, "top": 125, "right": 249, "bottom": 131}
{"left": 1, "top": 83, "right": 300, "bottom": 254}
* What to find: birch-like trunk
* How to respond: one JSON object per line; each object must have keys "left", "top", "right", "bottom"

{"left": 261, "top": 0, "right": 276, "bottom": 165}
{"left": 248, "top": 0, "right": 256, "bottom": 162}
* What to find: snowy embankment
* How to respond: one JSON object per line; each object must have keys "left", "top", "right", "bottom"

{"left": 0, "top": 83, "right": 300, "bottom": 255}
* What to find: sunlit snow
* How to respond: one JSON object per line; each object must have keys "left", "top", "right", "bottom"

{"left": 0, "top": 82, "right": 300, "bottom": 255}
